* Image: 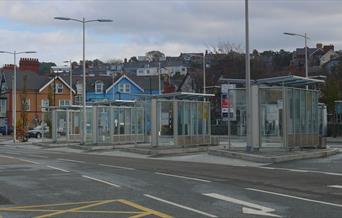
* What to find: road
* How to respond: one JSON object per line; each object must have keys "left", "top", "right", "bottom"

{"left": 0, "top": 144, "right": 341, "bottom": 218}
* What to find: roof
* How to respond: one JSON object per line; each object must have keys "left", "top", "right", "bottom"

{"left": 256, "top": 75, "right": 325, "bottom": 87}
{"left": 129, "top": 74, "right": 161, "bottom": 90}
{"left": 105, "top": 74, "right": 144, "bottom": 93}
{"left": 2, "top": 71, "right": 49, "bottom": 90}
{"left": 39, "top": 76, "right": 76, "bottom": 93}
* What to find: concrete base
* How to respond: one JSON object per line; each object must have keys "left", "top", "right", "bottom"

{"left": 208, "top": 148, "right": 340, "bottom": 163}
{"left": 120, "top": 145, "right": 215, "bottom": 157}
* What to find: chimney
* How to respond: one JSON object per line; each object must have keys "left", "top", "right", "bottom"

{"left": 323, "top": 44, "right": 334, "bottom": 53}
{"left": 316, "top": 43, "right": 323, "bottom": 49}
{"left": 19, "top": 58, "right": 39, "bottom": 73}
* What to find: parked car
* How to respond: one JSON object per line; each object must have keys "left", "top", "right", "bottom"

{"left": 26, "top": 125, "right": 49, "bottom": 138}
{"left": 0, "top": 126, "right": 13, "bottom": 135}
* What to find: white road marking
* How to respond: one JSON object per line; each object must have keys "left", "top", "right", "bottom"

{"left": 98, "top": 163, "right": 135, "bottom": 170}
{"left": 258, "top": 166, "right": 276, "bottom": 170}
{"left": 16, "top": 158, "right": 40, "bottom": 164}
{"left": 0, "top": 155, "right": 40, "bottom": 164}
{"left": 155, "top": 172, "right": 211, "bottom": 183}
{"left": 47, "top": 165, "right": 70, "bottom": 173}
{"left": 287, "top": 169, "right": 309, "bottom": 173}
{"left": 58, "top": 158, "right": 85, "bottom": 163}
{"left": 324, "top": 172, "right": 342, "bottom": 176}
{"left": 82, "top": 175, "right": 120, "bottom": 188}
{"left": 204, "top": 193, "right": 280, "bottom": 217}
{"left": 246, "top": 188, "right": 342, "bottom": 208}
{"left": 328, "top": 185, "right": 342, "bottom": 189}
{"left": 0, "top": 155, "right": 15, "bottom": 159}
{"left": 257, "top": 166, "right": 341, "bottom": 176}
{"left": 28, "top": 154, "right": 48, "bottom": 158}
{"left": 144, "top": 194, "right": 217, "bottom": 218}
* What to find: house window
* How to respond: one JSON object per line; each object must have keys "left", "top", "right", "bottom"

{"left": 41, "top": 99, "right": 49, "bottom": 111}
{"left": 75, "top": 95, "right": 82, "bottom": 105}
{"left": 118, "top": 83, "right": 131, "bottom": 93}
{"left": 23, "top": 98, "right": 30, "bottom": 111}
{"left": 76, "top": 83, "right": 82, "bottom": 94}
{"left": 146, "top": 69, "right": 150, "bottom": 74}
{"left": 0, "top": 99, "right": 6, "bottom": 114}
{"left": 59, "top": 99, "right": 70, "bottom": 107}
{"left": 54, "top": 83, "right": 63, "bottom": 94}
{"left": 95, "top": 81, "right": 103, "bottom": 94}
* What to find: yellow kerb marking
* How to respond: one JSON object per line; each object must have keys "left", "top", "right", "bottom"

{"left": 34, "top": 199, "right": 116, "bottom": 218}
{"left": 0, "top": 199, "right": 173, "bottom": 218}
{"left": 118, "top": 199, "right": 173, "bottom": 218}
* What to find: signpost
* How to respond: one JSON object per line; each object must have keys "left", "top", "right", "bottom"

{"left": 221, "top": 84, "right": 236, "bottom": 149}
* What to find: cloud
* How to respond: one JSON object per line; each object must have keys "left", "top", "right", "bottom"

{"left": 0, "top": 0, "right": 342, "bottom": 65}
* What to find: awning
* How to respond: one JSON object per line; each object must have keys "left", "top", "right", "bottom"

{"left": 133, "top": 92, "right": 214, "bottom": 100}
{"left": 256, "top": 75, "right": 324, "bottom": 87}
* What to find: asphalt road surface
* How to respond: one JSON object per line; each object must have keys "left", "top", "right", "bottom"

{"left": 0, "top": 144, "right": 341, "bottom": 218}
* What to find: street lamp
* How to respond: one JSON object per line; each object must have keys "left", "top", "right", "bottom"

{"left": 283, "top": 32, "right": 309, "bottom": 79}
{"left": 54, "top": 17, "right": 112, "bottom": 144}
{"left": 0, "top": 50, "right": 37, "bottom": 143}
{"left": 245, "top": 0, "right": 252, "bottom": 151}
{"left": 64, "top": 60, "right": 73, "bottom": 105}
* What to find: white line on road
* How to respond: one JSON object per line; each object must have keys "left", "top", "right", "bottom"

{"left": 0, "top": 155, "right": 15, "bottom": 159}
{"left": 144, "top": 194, "right": 217, "bottom": 218}
{"left": 155, "top": 172, "right": 211, "bottom": 183}
{"left": 82, "top": 175, "right": 120, "bottom": 188}
{"left": 246, "top": 188, "right": 342, "bottom": 208}
{"left": 47, "top": 165, "right": 70, "bottom": 173}
{"left": 203, "top": 193, "right": 280, "bottom": 217}
{"left": 28, "top": 154, "right": 49, "bottom": 158}
{"left": 0, "top": 155, "right": 40, "bottom": 164}
{"left": 58, "top": 158, "right": 85, "bottom": 163}
{"left": 16, "top": 158, "right": 40, "bottom": 164}
{"left": 258, "top": 167, "right": 276, "bottom": 170}
{"left": 98, "top": 163, "right": 135, "bottom": 170}
{"left": 257, "top": 166, "right": 341, "bottom": 176}
{"left": 328, "top": 185, "right": 342, "bottom": 189}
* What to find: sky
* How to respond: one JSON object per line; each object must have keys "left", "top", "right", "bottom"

{"left": 0, "top": 0, "right": 341, "bottom": 66}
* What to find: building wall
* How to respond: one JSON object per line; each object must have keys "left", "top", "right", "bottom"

{"left": 6, "top": 78, "right": 73, "bottom": 128}
{"left": 87, "top": 77, "right": 146, "bottom": 102}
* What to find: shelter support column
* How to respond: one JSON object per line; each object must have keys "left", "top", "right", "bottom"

{"left": 151, "top": 98, "right": 158, "bottom": 147}
{"left": 250, "top": 85, "right": 260, "bottom": 149}
{"left": 52, "top": 110, "right": 57, "bottom": 143}
{"left": 282, "top": 85, "right": 288, "bottom": 149}
{"left": 92, "top": 106, "right": 97, "bottom": 144}
{"left": 66, "top": 110, "right": 70, "bottom": 141}
{"left": 173, "top": 100, "right": 178, "bottom": 146}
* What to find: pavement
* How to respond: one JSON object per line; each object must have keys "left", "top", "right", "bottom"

{"left": 0, "top": 141, "right": 342, "bottom": 217}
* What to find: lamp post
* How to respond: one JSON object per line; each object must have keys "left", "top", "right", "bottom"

{"left": 0, "top": 50, "right": 36, "bottom": 143}
{"left": 245, "top": 0, "right": 253, "bottom": 151}
{"left": 64, "top": 60, "right": 73, "bottom": 105}
{"left": 283, "top": 32, "right": 309, "bottom": 80}
{"left": 54, "top": 17, "right": 112, "bottom": 144}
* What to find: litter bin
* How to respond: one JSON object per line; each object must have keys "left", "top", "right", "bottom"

{"left": 318, "top": 136, "right": 326, "bottom": 149}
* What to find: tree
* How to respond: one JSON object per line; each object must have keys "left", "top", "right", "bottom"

{"left": 207, "top": 41, "right": 243, "bottom": 54}
{"left": 39, "top": 62, "right": 56, "bottom": 75}
{"left": 129, "top": 56, "right": 138, "bottom": 62}
{"left": 106, "top": 58, "right": 123, "bottom": 64}
{"left": 145, "top": 50, "right": 165, "bottom": 61}
{"left": 321, "top": 58, "right": 342, "bottom": 113}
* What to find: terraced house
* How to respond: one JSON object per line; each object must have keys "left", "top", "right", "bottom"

{"left": 0, "top": 69, "right": 75, "bottom": 130}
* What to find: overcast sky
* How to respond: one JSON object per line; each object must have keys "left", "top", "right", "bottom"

{"left": 0, "top": 0, "right": 341, "bottom": 66}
